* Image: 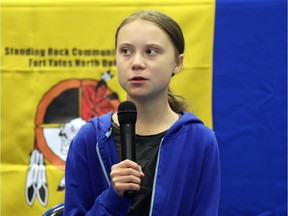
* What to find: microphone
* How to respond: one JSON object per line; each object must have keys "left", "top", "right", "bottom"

{"left": 117, "top": 101, "right": 137, "bottom": 199}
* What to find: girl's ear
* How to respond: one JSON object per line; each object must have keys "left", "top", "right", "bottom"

{"left": 173, "top": 54, "right": 184, "bottom": 75}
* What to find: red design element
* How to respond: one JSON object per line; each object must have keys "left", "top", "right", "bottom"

{"left": 82, "top": 82, "right": 118, "bottom": 120}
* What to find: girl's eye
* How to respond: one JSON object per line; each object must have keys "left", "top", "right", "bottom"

{"left": 146, "top": 49, "right": 158, "bottom": 55}
{"left": 121, "top": 48, "right": 131, "bottom": 55}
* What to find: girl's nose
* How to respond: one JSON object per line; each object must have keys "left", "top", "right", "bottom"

{"left": 131, "top": 53, "right": 145, "bottom": 70}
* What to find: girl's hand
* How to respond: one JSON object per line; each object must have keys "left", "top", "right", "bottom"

{"left": 110, "top": 159, "right": 145, "bottom": 197}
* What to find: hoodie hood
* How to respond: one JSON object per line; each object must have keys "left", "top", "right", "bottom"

{"left": 164, "top": 111, "right": 204, "bottom": 138}
{"left": 89, "top": 111, "right": 203, "bottom": 140}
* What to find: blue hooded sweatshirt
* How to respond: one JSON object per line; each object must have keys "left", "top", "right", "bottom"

{"left": 64, "top": 111, "right": 220, "bottom": 216}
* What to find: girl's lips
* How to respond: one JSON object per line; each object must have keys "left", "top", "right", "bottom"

{"left": 129, "top": 76, "right": 148, "bottom": 81}
{"left": 129, "top": 76, "right": 148, "bottom": 84}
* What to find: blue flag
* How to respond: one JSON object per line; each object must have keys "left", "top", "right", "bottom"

{"left": 213, "top": 0, "right": 287, "bottom": 215}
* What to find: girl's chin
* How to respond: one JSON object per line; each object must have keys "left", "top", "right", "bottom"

{"left": 127, "top": 93, "right": 150, "bottom": 100}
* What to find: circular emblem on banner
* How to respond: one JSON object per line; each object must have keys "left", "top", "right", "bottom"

{"left": 34, "top": 78, "right": 120, "bottom": 170}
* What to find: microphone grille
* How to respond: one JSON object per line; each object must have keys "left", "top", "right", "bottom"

{"left": 117, "top": 101, "right": 137, "bottom": 124}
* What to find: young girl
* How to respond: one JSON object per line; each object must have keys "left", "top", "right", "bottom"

{"left": 64, "top": 10, "right": 220, "bottom": 216}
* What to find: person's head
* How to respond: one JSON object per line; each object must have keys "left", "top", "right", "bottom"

{"left": 115, "top": 10, "right": 188, "bottom": 112}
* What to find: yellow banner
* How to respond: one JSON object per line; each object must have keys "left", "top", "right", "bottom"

{"left": 1, "top": 0, "right": 215, "bottom": 215}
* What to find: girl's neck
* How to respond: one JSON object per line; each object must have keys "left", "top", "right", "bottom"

{"left": 136, "top": 108, "right": 179, "bottom": 135}
{"left": 113, "top": 98, "right": 179, "bottom": 135}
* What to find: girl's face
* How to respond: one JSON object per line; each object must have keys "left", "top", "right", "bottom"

{"left": 116, "top": 19, "right": 183, "bottom": 101}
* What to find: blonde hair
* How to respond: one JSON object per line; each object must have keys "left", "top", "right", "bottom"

{"left": 115, "top": 10, "right": 188, "bottom": 112}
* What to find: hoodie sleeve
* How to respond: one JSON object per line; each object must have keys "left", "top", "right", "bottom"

{"left": 191, "top": 134, "right": 221, "bottom": 216}
{"left": 64, "top": 121, "right": 132, "bottom": 216}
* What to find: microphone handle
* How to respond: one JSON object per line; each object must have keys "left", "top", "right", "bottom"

{"left": 120, "top": 123, "right": 137, "bottom": 199}
{"left": 124, "top": 190, "right": 136, "bottom": 199}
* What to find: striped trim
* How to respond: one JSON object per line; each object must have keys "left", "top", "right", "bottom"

{"left": 96, "top": 142, "right": 110, "bottom": 186}
{"left": 149, "top": 137, "right": 164, "bottom": 216}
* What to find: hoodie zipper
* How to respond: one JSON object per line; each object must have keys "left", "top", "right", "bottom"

{"left": 149, "top": 137, "right": 164, "bottom": 216}
{"left": 95, "top": 128, "right": 113, "bottom": 187}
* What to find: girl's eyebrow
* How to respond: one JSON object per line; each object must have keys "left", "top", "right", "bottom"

{"left": 146, "top": 43, "right": 162, "bottom": 47}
